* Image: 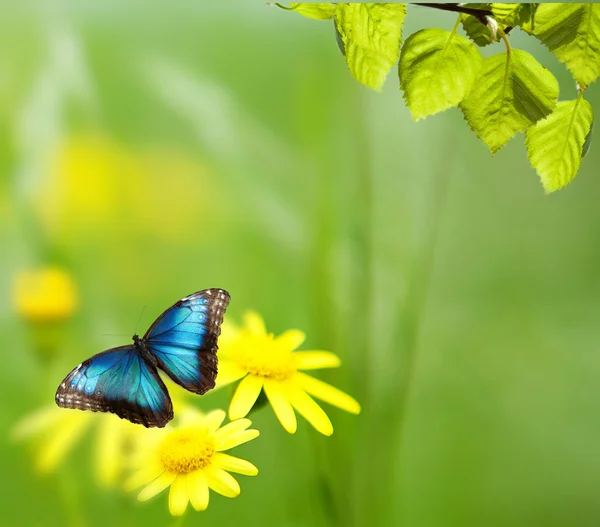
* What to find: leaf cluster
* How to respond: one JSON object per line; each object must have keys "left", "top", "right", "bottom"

{"left": 280, "top": 3, "right": 600, "bottom": 193}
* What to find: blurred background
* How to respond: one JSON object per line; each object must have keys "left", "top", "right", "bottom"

{"left": 2, "top": 2, "right": 600, "bottom": 526}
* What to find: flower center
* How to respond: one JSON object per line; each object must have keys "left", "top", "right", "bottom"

{"left": 237, "top": 334, "right": 297, "bottom": 381}
{"left": 158, "top": 429, "right": 214, "bottom": 473}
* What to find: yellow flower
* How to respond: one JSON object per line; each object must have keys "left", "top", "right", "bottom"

{"left": 12, "top": 379, "right": 191, "bottom": 486}
{"left": 12, "top": 406, "right": 140, "bottom": 486}
{"left": 13, "top": 267, "right": 77, "bottom": 323}
{"left": 217, "top": 312, "right": 361, "bottom": 436}
{"left": 126, "top": 408, "right": 259, "bottom": 516}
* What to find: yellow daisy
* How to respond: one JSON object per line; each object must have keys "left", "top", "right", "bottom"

{"left": 12, "top": 379, "right": 191, "bottom": 486}
{"left": 217, "top": 312, "right": 361, "bottom": 436}
{"left": 126, "top": 408, "right": 259, "bottom": 516}
{"left": 12, "top": 405, "right": 140, "bottom": 486}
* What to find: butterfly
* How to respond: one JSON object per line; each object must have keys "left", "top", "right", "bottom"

{"left": 55, "top": 288, "right": 230, "bottom": 428}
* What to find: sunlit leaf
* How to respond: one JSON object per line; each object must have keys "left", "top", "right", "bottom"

{"left": 288, "top": 3, "right": 335, "bottom": 20}
{"left": 399, "top": 28, "right": 483, "bottom": 120}
{"left": 490, "top": 3, "right": 529, "bottom": 27}
{"left": 525, "top": 98, "right": 593, "bottom": 192}
{"left": 460, "top": 49, "right": 558, "bottom": 154}
{"left": 517, "top": 4, "right": 539, "bottom": 34}
{"left": 334, "top": 3, "right": 407, "bottom": 91}
{"left": 533, "top": 4, "right": 600, "bottom": 87}
{"left": 461, "top": 4, "right": 493, "bottom": 47}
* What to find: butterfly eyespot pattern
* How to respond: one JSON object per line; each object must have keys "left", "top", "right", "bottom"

{"left": 55, "top": 288, "right": 230, "bottom": 428}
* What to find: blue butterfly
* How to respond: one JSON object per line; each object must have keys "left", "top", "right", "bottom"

{"left": 55, "top": 289, "right": 230, "bottom": 428}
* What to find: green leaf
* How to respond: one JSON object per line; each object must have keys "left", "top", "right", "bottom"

{"left": 582, "top": 117, "right": 594, "bottom": 158}
{"left": 460, "top": 49, "right": 559, "bottom": 154}
{"left": 461, "top": 5, "right": 494, "bottom": 47}
{"left": 490, "top": 4, "right": 521, "bottom": 26}
{"left": 518, "top": 4, "right": 539, "bottom": 35}
{"left": 525, "top": 98, "right": 593, "bottom": 192}
{"left": 334, "top": 3, "right": 407, "bottom": 91}
{"left": 490, "top": 4, "right": 535, "bottom": 28}
{"left": 533, "top": 4, "right": 600, "bottom": 87}
{"left": 399, "top": 28, "right": 483, "bottom": 120}
{"left": 288, "top": 3, "right": 336, "bottom": 20}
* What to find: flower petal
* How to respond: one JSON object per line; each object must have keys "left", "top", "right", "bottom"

{"left": 294, "top": 351, "right": 341, "bottom": 370}
{"left": 228, "top": 375, "right": 264, "bottom": 420}
{"left": 274, "top": 329, "right": 305, "bottom": 351}
{"left": 124, "top": 464, "right": 165, "bottom": 492}
{"left": 214, "top": 418, "right": 252, "bottom": 440}
{"left": 37, "top": 413, "right": 92, "bottom": 472}
{"left": 169, "top": 474, "right": 189, "bottom": 516}
{"left": 11, "top": 406, "right": 65, "bottom": 441}
{"left": 285, "top": 384, "right": 333, "bottom": 436}
{"left": 138, "top": 471, "right": 177, "bottom": 502}
{"left": 215, "top": 428, "right": 260, "bottom": 451}
{"left": 293, "top": 372, "right": 361, "bottom": 414}
{"left": 202, "top": 409, "right": 227, "bottom": 433}
{"left": 263, "top": 379, "right": 297, "bottom": 434}
{"left": 215, "top": 360, "right": 248, "bottom": 388}
{"left": 243, "top": 311, "right": 267, "bottom": 337}
{"left": 212, "top": 452, "right": 259, "bottom": 476}
{"left": 95, "top": 417, "right": 123, "bottom": 486}
{"left": 204, "top": 465, "right": 241, "bottom": 497}
{"left": 187, "top": 469, "right": 209, "bottom": 511}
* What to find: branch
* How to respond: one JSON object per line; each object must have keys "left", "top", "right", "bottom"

{"left": 414, "top": 3, "right": 493, "bottom": 26}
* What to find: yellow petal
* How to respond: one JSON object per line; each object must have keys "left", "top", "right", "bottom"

{"left": 243, "top": 311, "right": 267, "bottom": 337}
{"left": 187, "top": 469, "right": 209, "bottom": 511}
{"left": 212, "top": 452, "right": 258, "bottom": 476}
{"left": 214, "top": 418, "right": 252, "bottom": 440}
{"left": 215, "top": 429, "right": 260, "bottom": 451}
{"left": 218, "top": 319, "right": 240, "bottom": 349}
{"left": 11, "top": 406, "right": 64, "bottom": 441}
{"left": 228, "top": 375, "right": 263, "bottom": 420}
{"left": 138, "top": 471, "right": 177, "bottom": 502}
{"left": 95, "top": 417, "right": 123, "bottom": 486}
{"left": 204, "top": 465, "right": 240, "bottom": 497}
{"left": 274, "top": 329, "right": 305, "bottom": 351}
{"left": 37, "top": 412, "right": 92, "bottom": 472}
{"left": 169, "top": 474, "right": 189, "bottom": 516}
{"left": 285, "top": 384, "right": 333, "bottom": 436}
{"left": 215, "top": 360, "right": 248, "bottom": 388}
{"left": 293, "top": 372, "right": 361, "bottom": 414}
{"left": 124, "top": 464, "right": 165, "bottom": 492}
{"left": 263, "top": 379, "right": 297, "bottom": 434}
{"left": 202, "top": 409, "right": 227, "bottom": 433}
{"left": 294, "top": 351, "right": 341, "bottom": 370}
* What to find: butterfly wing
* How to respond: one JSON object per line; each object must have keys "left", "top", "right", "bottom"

{"left": 143, "top": 288, "right": 230, "bottom": 395}
{"left": 55, "top": 345, "right": 173, "bottom": 428}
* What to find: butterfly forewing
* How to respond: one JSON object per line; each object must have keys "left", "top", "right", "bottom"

{"left": 55, "top": 345, "right": 173, "bottom": 428}
{"left": 143, "top": 288, "right": 230, "bottom": 395}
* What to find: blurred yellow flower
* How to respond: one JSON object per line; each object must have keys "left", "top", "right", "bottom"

{"left": 12, "top": 406, "right": 140, "bottom": 486}
{"left": 13, "top": 267, "right": 77, "bottom": 323}
{"left": 217, "top": 312, "right": 361, "bottom": 436}
{"left": 12, "top": 379, "right": 191, "bottom": 486}
{"left": 126, "top": 408, "right": 259, "bottom": 516}
{"left": 35, "top": 134, "right": 224, "bottom": 244}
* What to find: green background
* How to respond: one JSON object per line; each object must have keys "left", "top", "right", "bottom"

{"left": 1, "top": 3, "right": 600, "bottom": 526}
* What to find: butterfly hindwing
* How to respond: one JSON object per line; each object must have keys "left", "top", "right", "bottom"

{"left": 55, "top": 345, "right": 173, "bottom": 428}
{"left": 144, "top": 288, "right": 230, "bottom": 395}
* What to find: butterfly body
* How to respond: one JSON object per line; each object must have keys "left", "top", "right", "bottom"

{"left": 55, "top": 289, "right": 230, "bottom": 428}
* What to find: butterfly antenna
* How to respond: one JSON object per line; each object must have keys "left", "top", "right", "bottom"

{"left": 134, "top": 305, "right": 147, "bottom": 335}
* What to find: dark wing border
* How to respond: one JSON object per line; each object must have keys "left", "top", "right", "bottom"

{"left": 143, "top": 288, "right": 230, "bottom": 395}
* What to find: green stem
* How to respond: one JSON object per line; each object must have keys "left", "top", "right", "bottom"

{"left": 388, "top": 137, "right": 454, "bottom": 525}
